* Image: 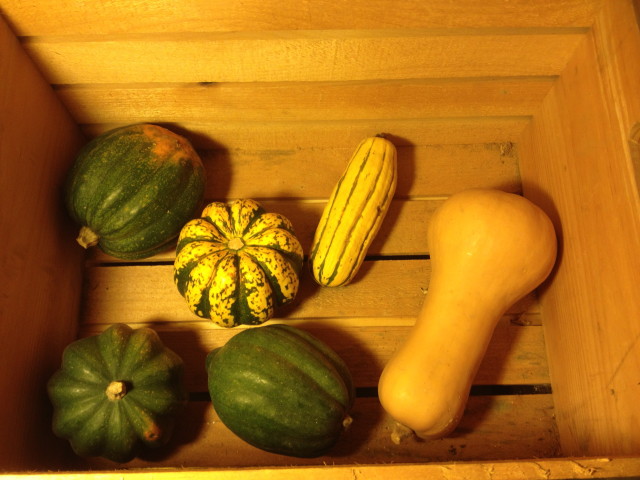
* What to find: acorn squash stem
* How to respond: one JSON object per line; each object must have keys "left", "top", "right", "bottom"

{"left": 77, "top": 225, "right": 100, "bottom": 249}
{"left": 105, "top": 380, "right": 128, "bottom": 401}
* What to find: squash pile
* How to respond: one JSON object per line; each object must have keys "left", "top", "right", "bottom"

{"left": 52, "top": 124, "right": 557, "bottom": 462}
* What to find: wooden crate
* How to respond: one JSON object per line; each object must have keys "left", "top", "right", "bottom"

{"left": 1, "top": 0, "right": 640, "bottom": 478}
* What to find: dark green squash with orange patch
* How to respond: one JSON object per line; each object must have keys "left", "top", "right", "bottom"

{"left": 47, "top": 324, "right": 187, "bottom": 463}
{"left": 64, "top": 123, "right": 206, "bottom": 259}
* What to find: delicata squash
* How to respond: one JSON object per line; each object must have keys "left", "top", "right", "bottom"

{"left": 310, "top": 135, "right": 397, "bottom": 287}
{"left": 378, "top": 188, "right": 557, "bottom": 441}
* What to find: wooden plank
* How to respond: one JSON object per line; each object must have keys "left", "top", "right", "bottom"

{"left": 199, "top": 142, "right": 521, "bottom": 201}
{"left": 79, "top": 259, "right": 540, "bottom": 326}
{"left": 54, "top": 78, "right": 553, "bottom": 124}
{"left": 12, "top": 457, "right": 640, "bottom": 480}
{"left": 79, "top": 315, "right": 549, "bottom": 391}
{"left": 80, "top": 394, "right": 558, "bottom": 470}
{"left": 518, "top": 22, "right": 640, "bottom": 456}
{"left": 22, "top": 31, "right": 585, "bottom": 84}
{"left": 81, "top": 117, "right": 531, "bottom": 148}
{"left": 0, "top": 16, "right": 86, "bottom": 471}
{"left": 83, "top": 198, "right": 442, "bottom": 262}
{"left": 2, "top": 0, "right": 602, "bottom": 36}
{"left": 83, "top": 198, "right": 515, "bottom": 265}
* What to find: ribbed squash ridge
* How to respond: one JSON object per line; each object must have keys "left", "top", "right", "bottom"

{"left": 310, "top": 136, "right": 397, "bottom": 286}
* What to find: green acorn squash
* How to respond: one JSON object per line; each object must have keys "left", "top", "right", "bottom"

{"left": 173, "top": 199, "right": 304, "bottom": 327}
{"left": 206, "top": 324, "right": 355, "bottom": 457}
{"left": 47, "top": 324, "right": 187, "bottom": 463}
{"left": 64, "top": 123, "right": 206, "bottom": 259}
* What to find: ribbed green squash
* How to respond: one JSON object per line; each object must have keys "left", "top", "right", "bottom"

{"left": 47, "top": 324, "right": 187, "bottom": 463}
{"left": 310, "top": 135, "right": 397, "bottom": 287}
{"left": 64, "top": 123, "right": 206, "bottom": 259}
{"left": 173, "top": 199, "right": 303, "bottom": 328}
{"left": 206, "top": 324, "right": 355, "bottom": 457}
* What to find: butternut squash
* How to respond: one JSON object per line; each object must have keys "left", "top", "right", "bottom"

{"left": 378, "top": 188, "right": 557, "bottom": 441}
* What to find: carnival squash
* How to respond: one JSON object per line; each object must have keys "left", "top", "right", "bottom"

{"left": 173, "top": 199, "right": 304, "bottom": 327}
{"left": 64, "top": 123, "right": 206, "bottom": 259}
{"left": 378, "top": 188, "right": 557, "bottom": 441}
{"left": 310, "top": 135, "right": 397, "bottom": 287}
{"left": 206, "top": 324, "right": 355, "bottom": 457}
{"left": 47, "top": 324, "right": 187, "bottom": 462}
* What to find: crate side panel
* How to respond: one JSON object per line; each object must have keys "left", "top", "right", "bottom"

{"left": 519, "top": 29, "right": 640, "bottom": 455}
{"left": 2, "top": 0, "right": 602, "bottom": 36}
{"left": 0, "top": 17, "right": 86, "bottom": 470}
{"left": 21, "top": 31, "right": 585, "bottom": 84}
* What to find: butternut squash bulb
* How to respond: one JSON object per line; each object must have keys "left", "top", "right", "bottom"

{"left": 310, "top": 135, "right": 397, "bottom": 287}
{"left": 378, "top": 188, "right": 557, "bottom": 441}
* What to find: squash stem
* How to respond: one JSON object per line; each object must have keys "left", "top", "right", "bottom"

{"left": 77, "top": 226, "right": 100, "bottom": 249}
{"left": 227, "top": 237, "right": 245, "bottom": 251}
{"left": 390, "top": 421, "right": 415, "bottom": 445}
{"left": 105, "top": 380, "right": 128, "bottom": 401}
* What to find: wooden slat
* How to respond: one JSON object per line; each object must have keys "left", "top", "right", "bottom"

{"left": 79, "top": 315, "right": 549, "bottom": 391}
{"left": 22, "top": 31, "right": 585, "bottom": 84}
{"left": 85, "top": 198, "right": 441, "bottom": 262}
{"left": 15, "top": 458, "right": 640, "bottom": 480}
{"left": 54, "top": 78, "right": 554, "bottom": 124}
{"left": 82, "top": 395, "right": 558, "bottom": 470}
{"left": 2, "top": 0, "right": 602, "bottom": 36}
{"left": 81, "top": 117, "right": 531, "bottom": 148}
{"left": 200, "top": 142, "right": 521, "bottom": 201}
{"left": 518, "top": 15, "right": 640, "bottom": 456}
{"left": 84, "top": 198, "right": 515, "bottom": 265}
{"left": 79, "top": 259, "right": 540, "bottom": 326}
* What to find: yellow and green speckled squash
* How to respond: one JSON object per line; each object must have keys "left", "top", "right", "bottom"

{"left": 173, "top": 199, "right": 304, "bottom": 327}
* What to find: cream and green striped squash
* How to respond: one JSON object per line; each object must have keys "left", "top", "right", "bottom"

{"left": 173, "top": 199, "right": 303, "bottom": 328}
{"left": 310, "top": 135, "right": 397, "bottom": 287}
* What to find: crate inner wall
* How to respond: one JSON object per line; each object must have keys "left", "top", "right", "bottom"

{"left": 1, "top": 0, "right": 640, "bottom": 473}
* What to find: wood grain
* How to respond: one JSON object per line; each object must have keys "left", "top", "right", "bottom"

{"left": 199, "top": 143, "right": 521, "bottom": 201}
{"left": 3, "top": 0, "right": 602, "bottom": 36}
{"left": 54, "top": 78, "right": 554, "bottom": 124}
{"left": 12, "top": 458, "right": 640, "bottom": 480}
{"left": 518, "top": 15, "right": 640, "bottom": 456}
{"left": 79, "top": 259, "right": 540, "bottom": 325}
{"left": 22, "top": 31, "right": 585, "bottom": 84}
{"left": 0, "top": 15, "right": 85, "bottom": 471}
{"left": 81, "top": 117, "right": 531, "bottom": 149}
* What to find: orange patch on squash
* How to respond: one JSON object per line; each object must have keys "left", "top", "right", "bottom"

{"left": 142, "top": 124, "right": 196, "bottom": 163}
